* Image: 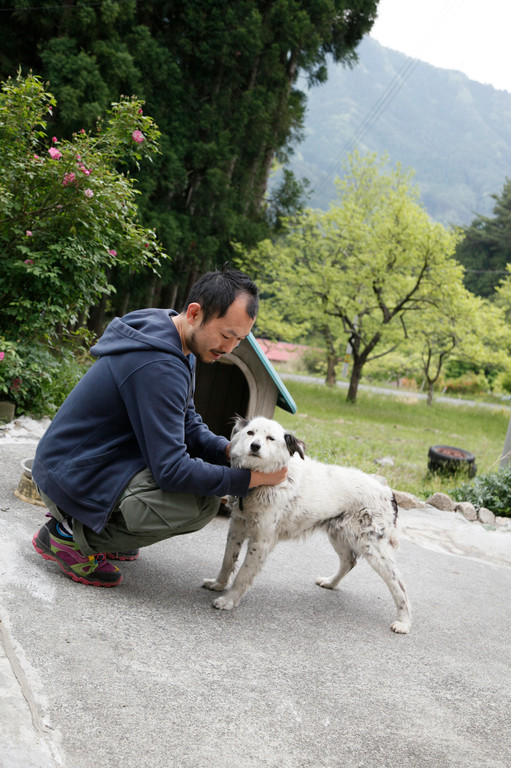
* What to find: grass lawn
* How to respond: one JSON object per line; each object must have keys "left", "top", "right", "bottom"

{"left": 275, "top": 380, "right": 510, "bottom": 500}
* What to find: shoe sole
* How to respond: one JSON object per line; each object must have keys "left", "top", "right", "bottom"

{"left": 32, "top": 534, "right": 122, "bottom": 588}
{"left": 106, "top": 552, "right": 140, "bottom": 561}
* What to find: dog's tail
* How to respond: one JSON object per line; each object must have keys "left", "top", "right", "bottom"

{"left": 390, "top": 493, "right": 400, "bottom": 548}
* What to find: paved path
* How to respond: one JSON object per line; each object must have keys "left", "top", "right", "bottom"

{"left": 280, "top": 373, "right": 511, "bottom": 410}
{"left": 1, "top": 443, "right": 511, "bottom": 768}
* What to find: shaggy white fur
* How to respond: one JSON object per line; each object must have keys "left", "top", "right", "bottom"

{"left": 203, "top": 416, "right": 412, "bottom": 634}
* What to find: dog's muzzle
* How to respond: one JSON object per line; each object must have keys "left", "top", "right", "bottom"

{"left": 249, "top": 441, "right": 261, "bottom": 455}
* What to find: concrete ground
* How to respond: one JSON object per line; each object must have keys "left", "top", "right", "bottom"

{"left": 1, "top": 442, "right": 511, "bottom": 768}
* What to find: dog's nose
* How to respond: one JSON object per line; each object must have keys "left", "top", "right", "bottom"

{"left": 250, "top": 441, "right": 261, "bottom": 454}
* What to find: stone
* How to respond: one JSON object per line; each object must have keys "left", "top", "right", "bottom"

{"left": 374, "top": 456, "right": 395, "bottom": 467}
{"left": 426, "top": 492, "right": 457, "bottom": 511}
{"left": 477, "top": 507, "right": 496, "bottom": 525}
{"left": 455, "top": 501, "right": 478, "bottom": 521}
{"left": 393, "top": 490, "right": 427, "bottom": 509}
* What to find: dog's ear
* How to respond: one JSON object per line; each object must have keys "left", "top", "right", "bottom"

{"left": 231, "top": 414, "right": 249, "bottom": 436}
{"left": 284, "top": 433, "right": 306, "bottom": 460}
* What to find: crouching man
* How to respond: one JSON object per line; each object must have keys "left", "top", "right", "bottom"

{"left": 32, "top": 267, "right": 286, "bottom": 587}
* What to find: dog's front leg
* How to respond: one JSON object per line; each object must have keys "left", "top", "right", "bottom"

{"left": 212, "top": 531, "right": 276, "bottom": 610}
{"left": 202, "top": 513, "right": 246, "bottom": 592}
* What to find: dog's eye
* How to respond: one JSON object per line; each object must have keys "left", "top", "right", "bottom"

{"left": 247, "top": 430, "right": 254, "bottom": 436}
{"left": 267, "top": 436, "right": 275, "bottom": 441}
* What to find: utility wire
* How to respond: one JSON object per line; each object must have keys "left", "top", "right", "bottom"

{"left": 308, "top": 0, "right": 464, "bottom": 205}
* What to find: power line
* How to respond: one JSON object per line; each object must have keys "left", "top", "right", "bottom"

{"left": 308, "top": 0, "right": 464, "bottom": 205}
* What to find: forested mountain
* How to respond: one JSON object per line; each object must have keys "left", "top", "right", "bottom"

{"left": 284, "top": 36, "right": 511, "bottom": 226}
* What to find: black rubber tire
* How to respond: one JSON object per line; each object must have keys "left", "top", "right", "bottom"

{"left": 428, "top": 445, "right": 477, "bottom": 478}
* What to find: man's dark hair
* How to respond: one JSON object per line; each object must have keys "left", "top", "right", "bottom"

{"left": 183, "top": 267, "right": 259, "bottom": 325}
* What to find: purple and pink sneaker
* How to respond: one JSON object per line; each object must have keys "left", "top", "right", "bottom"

{"left": 32, "top": 518, "right": 122, "bottom": 587}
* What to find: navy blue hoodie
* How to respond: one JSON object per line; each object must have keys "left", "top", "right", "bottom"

{"left": 32, "top": 308, "right": 251, "bottom": 533}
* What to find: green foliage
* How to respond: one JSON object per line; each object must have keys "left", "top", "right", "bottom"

{"left": 0, "top": 0, "right": 378, "bottom": 308}
{"left": 451, "top": 467, "right": 511, "bottom": 518}
{"left": 0, "top": 335, "right": 94, "bottom": 416}
{"left": 0, "top": 72, "right": 166, "bottom": 412}
{"left": 238, "top": 151, "right": 462, "bottom": 401}
{"left": 456, "top": 178, "right": 511, "bottom": 298}
{"left": 0, "top": 73, "right": 166, "bottom": 337}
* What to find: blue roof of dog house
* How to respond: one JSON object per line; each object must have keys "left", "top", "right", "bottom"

{"left": 246, "top": 333, "right": 297, "bottom": 414}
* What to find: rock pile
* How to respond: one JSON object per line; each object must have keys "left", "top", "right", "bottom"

{"left": 393, "top": 489, "right": 510, "bottom": 528}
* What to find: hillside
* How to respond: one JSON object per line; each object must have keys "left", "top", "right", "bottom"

{"left": 284, "top": 37, "right": 511, "bottom": 226}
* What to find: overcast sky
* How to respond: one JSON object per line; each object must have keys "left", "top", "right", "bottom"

{"left": 370, "top": 0, "right": 511, "bottom": 93}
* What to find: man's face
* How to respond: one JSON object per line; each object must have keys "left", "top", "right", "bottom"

{"left": 186, "top": 296, "right": 255, "bottom": 364}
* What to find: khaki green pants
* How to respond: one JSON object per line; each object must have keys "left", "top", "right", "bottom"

{"left": 39, "top": 468, "right": 220, "bottom": 556}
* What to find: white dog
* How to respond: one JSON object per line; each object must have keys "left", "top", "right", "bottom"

{"left": 203, "top": 416, "right": 411, "bottom": 634}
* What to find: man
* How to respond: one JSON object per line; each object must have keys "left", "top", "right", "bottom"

{"left": 31, "top": 267, "right": 287, "bottom": 587}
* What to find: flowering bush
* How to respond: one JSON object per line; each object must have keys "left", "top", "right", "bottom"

{"left": 0, "top": 73, "right": 167, "bottom": 340}
{"left": 0, "top": 73, "right": 168, "bottom": 412}
{"left": 0, "top": 339, "right": 23, "bottom": 398}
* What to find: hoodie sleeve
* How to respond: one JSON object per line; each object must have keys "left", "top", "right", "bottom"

{"left": 117, "top": 355, "right": 250, "bottom": 498}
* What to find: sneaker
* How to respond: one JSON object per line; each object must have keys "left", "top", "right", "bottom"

{"left": 106, "top": 549, "right": 140, "bottom": 561}
{"left": 32, "top": 518, "right": 122, "bottom": 587}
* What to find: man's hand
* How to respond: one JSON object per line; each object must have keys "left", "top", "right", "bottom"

{"left": 249, "top": 467, "right": 288, "bottom": 488}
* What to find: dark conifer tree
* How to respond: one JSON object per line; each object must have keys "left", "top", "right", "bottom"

{"left": 0, "top": 0, "right": 378, "bottom": 319}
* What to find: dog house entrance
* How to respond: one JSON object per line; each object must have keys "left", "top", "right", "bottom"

{"left": 194, "top": 359, "right": 249, "bottom": 439}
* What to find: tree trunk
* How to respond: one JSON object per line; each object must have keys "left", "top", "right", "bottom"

{"left": 87, "top": 293, "right": 109, "bottom": 337}
{"left": 323, "top": 324, "right": 337, "bottom": 386}
{"left": 427, "top": 382, "right": 435, "bottom": 406}
{"left": 347, "top": 359, "right": 364, "bottom": 403}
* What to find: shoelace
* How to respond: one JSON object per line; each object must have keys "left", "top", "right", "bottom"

{"left": 88, "top": 553, "right": 107, "bottom": 564}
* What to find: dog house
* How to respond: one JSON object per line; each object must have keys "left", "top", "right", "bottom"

{"left": 194, "top": 333, "right": 297, "bottom": 438}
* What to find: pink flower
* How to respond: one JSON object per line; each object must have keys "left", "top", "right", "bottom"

{"left": 0, "top": 352, "right": 4, "bottom": 361}
{"left": 48, "top": 106, "right": 53, "bottom": 115}
{"left": 33, "top": 154, "right": 39, "bottom": 160}
{"left": 80, "top": 128, "right": 86, "bottom": 134}
{"left": 62, "top": 172, "right": 76, "bottom": 187}
{"left": 26, "top": 230, "right": 33, "bottom": 236}
{"left": 108, "top": 249, "right": 117, "bottom": 256}
{"left": 84, "top": 188, "right": 94, "bottom": 198}
{"left": 78, "top": 163, "right": 91, "bottom": 176}
{"left": 138, "top": 108, "right": 143, "bottom": 114}
{"left": 52, "top": 136, "right": 58, "bottom": 144}
{"left": 10, "top": 378, "right": 22, "bottom": 392}
{"left": 132, "top": 130, "right": 145, "bottom": 144}
{"left": 48, "top": 147, "right": 62, "bottom": 160}
{"left": 24, "top": 259, "right": 34, "bottom": 265}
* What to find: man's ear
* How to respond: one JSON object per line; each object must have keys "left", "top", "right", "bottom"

{"left": 186, "top": 302, "right": 202, "bottom": 326}
{"left": 284, "top": 433, "right": 306, "bottom": 460}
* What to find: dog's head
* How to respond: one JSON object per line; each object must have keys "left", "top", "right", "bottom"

{"left": 229, "top": 416, "right": 306, "bottom": 471}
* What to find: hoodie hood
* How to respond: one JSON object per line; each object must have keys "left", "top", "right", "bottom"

{"left": 91, "top": 308, "right": 189, "bottom": 361}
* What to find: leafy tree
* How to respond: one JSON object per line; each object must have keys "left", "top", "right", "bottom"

{"left": 0, "top": 0, "right": 378, "bottom": 312}
{"left": 0, "top": 72, "right": 165, "bottom": 410}
{"left": 400, "top": 267, "right": 509, "bottom": 405}
{"left": 456, "top": 177, "right": 511, "bottom": 298}
{"left": 236, "top": 151, "right": 461, "bottom": 402}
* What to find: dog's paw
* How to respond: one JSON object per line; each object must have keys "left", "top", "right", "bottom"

{"left": 212, "top": 595, "right": 236, "bottom": 610}
{"left": 390, "top": 620, "right": 411, "bottom": 634}
{"left": 315, "top": 576, "right": 336, "bottom": 590}
{"left": 202, "top": 578, "right": 225, "bottom": 591}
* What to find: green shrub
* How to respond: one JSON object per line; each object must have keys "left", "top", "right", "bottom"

{"left": 451, "top": 467, "right": 511, "bottom": 518}
{"left": 443, "top": 373, "right": 487, "bottom": 395}
{"left": 0, "top": 333, "right": 93, "bottom": 417}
